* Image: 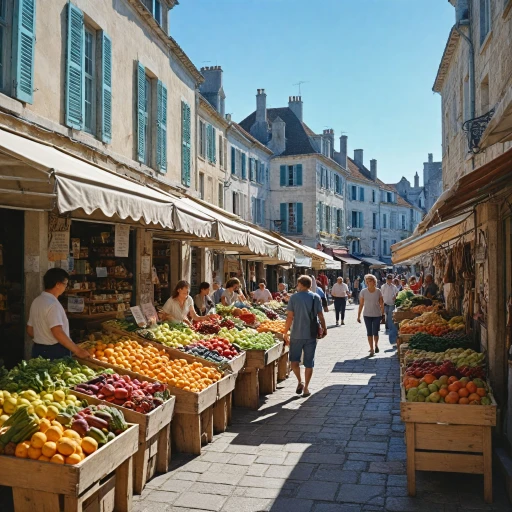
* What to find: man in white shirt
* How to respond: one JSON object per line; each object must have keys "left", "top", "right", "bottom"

{"left": 381, "top": 274, "right": 399, "bottom": 339}
{"left": 252, "top": 280, "right": 273, "bottom": 304}
{"left": 331, "top": 276, "right": 350, "bottom": 326}
{"left": 27, "top": 268, "right": 90, "bottom": 360}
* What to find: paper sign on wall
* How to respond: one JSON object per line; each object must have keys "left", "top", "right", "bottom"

{"left": 96, "top": 267, "right": 108, "bottom": 278}
{"left": 24, "top": 255, "right": 40, "bottom": 273}
{"left": 68, "top": 297, "right": 85, "bottom": 313}
{"left": 48, "top": 215, "right": 70, "bottom": 261}
{"left": 115, "top": 224, "right": 130, "bottom": 257}
{"left": 71, "top": 238, "right": 81, "bottom": 259}
{"left": 141, "top": 302, "right": 158, "bottom": 324}
{"left": 141, "top": 255, "right": 151, "bottom": 276}
{"left": 130, "top": 306, "right": 147, "bottom": 327}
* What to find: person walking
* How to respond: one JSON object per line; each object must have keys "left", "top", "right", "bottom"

{"left": 27, "top": 268, "right": 90, "bottom": 360}
{"left": 357, "top": 274, "right": 384, "bottom": 356}
{"left": 283, "top": 275, "right": 327, "bottom": 397}
{"left": 381, "top": 274, "right": 399, "bottom": 342}
{"left": 353, "top": 276, "right": 360, "bottom": 304}
{"left": 331, "top": 276, "right": 350, "bottom": 326}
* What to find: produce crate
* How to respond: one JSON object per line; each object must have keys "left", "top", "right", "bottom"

{"left": 399, "top": 343, "right": 409, "bottom": 365}
{"left": 277, "top": 344, "right": 290, "bottom": 382}
{"left": 213, "top": 392, "right": 233, "bottom": 434}
{"left": 400, "top": 384, "right": 496, "bottom": 503}
{"left": 72, "top": 390, "right": 175, "bottom": 494}
{"left": 0, "top": 424, "right": 138, "bottom": 512}
{"left": 393, "top": 311, "right": 420, "bottom": 323}
{"left": 244, "top": 341, "right": 284, "bottom": 369}
{"left": 233, "top": 367, "right": 259, "bottom": 410}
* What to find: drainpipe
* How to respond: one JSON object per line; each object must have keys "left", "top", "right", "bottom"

{"left": 454, "top": 3, "right": 475, "bottom": 120}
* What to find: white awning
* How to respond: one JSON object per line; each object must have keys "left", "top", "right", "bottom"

{"left": 295, "top": 254, "right": 312, "bottom": 267}
{"left": 325, "top": 259, "right": 342, "bottom": 270}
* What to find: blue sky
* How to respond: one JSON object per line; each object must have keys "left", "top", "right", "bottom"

{"left": 172, "top": 1, "right": 454, "bottom": 185}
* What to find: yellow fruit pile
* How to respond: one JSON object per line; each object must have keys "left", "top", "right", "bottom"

{"left": 89, "top": 337, "right": 222, "bottom": 392}
{"left": 257, "top": 320, "right": 287, "bottom": 334}
{"left": 14, "top": 419, "right": 97, "bottom": 464}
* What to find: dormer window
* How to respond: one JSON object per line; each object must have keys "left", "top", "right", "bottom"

{"left": 141, "top": 0, "right": 165, "bottom": 28}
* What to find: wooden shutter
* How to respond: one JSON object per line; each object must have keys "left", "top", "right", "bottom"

{"left": 297, "top": 203, "right": 303, "bottom": 234}
{"left": 100, "top": 32, "right": 112, "bottom": 143}
{"left": 296, "top": 164, "right": 303, "bottom": 186}
{"left": 12, "top": 0, "right": 36, "bottom": 104}
{"left": 319, "top": 202, "right": 324, "bottom": 231}
{"left": 65, "top": 3, "right": 84, "bottom": 129}
{"left": 181, "top": 101, "right": 191, "bottom": 186}
{"left": 280, "top": 203, "right": 287, "bottom": 231}
{"left": 136, "top": 62, "right": 146, "bottom": 163}
{"left": 241, "top": 153, "right": 246, "bottom": 179}
{"left": 231, "top": 146, "right": 236, "bottom": 174}
{"left": 212, "top": 127, "right": 216, "bottom": 163}
{"left": 224, "top": 138, "right": 228, "bottom": 170}
{"left": 280, "top": 165, "right": 286, "bottom": 186}
{"left": 251, "top": 197, "right": 256, "bottom": 222}
{"left": 156, "top": 80, "right": 167, "bottom": 172}
{"left": 261, "top": 200, "right": 265, "bottom": 226}
{"left": 249, "top": 158, "right": 254, "bottom": 181}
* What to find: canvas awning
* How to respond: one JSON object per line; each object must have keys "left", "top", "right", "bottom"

{"left": 358, "top": 257, "right": 387, "bottom": 268}
{"left": 325, "top": 259, "right": 342, "bottom": 270}
{"left": 332, "top": 250, "right": 362, "bottom": 265}
{"left": 479, "top": 84, "right": 512, "bottom": 149}
{"left": 295, "top": 254, "right": 312, "bottom": 267}
{"left": 0, "top": 127, "right": 215, "bottom": 236}
{"left": 391, "top": 214, "right": 472, "bottom": 264}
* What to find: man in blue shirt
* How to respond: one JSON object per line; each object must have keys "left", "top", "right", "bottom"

{"left": 284, "top": 275, "right": 327, "bottom": 397}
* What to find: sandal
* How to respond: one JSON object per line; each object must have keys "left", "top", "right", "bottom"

{"left": 296, "top": 382, "right": 304, "bottom": 395}
{"left": 302, "top": 391, "right": 311, "bottom": 398}
{"left": 375, "top": 346, "right": 380, "bottom": 353}
{"left": 369, "top": 351, "right": 375, "bottom": 357}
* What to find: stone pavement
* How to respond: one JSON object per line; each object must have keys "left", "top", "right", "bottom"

{"left": 134, "top": 304, "right": 512, "bottom": 512}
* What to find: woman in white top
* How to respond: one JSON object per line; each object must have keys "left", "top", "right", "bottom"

{"left": 252, "top": 279, "right": 273, "bottom": 304}
{"left": 331, "top": 276, "right": 350, "bottom": 326}
{"left": 221, "top": 278, "right": 247, "bottom": 306}
{"left": 161, "top": 280, "right": 210, "bottom": 325}
{"left": 357, "top": 274, "right": 384, "bottom": 357}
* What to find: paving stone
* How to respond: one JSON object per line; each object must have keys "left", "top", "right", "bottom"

{"left": 296, "top": 481, "right": 339, "bottom": 501}
{"left": 265, "top": 463, "right": 315, "bottom": 480}
{"left": 159, "top": 479, "right": 194, "bottom": 493}
{"left": 238, "top": 476, "right": 287, "bottom": 489}
{"left": 387, "top": 475, "right": 408, "bottom": 487}
{"left": 228, "top": 454, "right": 257, "bottom": 466}
{"left": 173, "top": 472, "right": 200, "bottom": 482}
{"left": 359, "top": 472, "right": 387, "bottom": 485}
{"left": 313, "top": 505, "right": 362, "bottom": 512}
{"left": 188, "top": 482, "right": 234, "bottom": 496}
{"left": 221, "top": 496, "right": 272, "bottom": 512}
{"left": 337, "top": 484, "right": 385, "bottom": 504}
{"left": 144, "top": 490, "right": 179, "bottom": 504}
{"left": 368, "top": 461, "right": 406, "bottom": 474}
{"left": 206, "top": 462, "right": 249, "bottom": 475}
{"left": 385, "top": 497, "right": 440, "bottom": 511}
{"left": 245, "top": 463, "right": 269, "bottom": 476}
{"left": 343, "top": 460, "right": 368, "bottom": 471}
{"left": 180, "top": 461, "right": 211, "bottom": 473}
{"left": 197, "top": 472, "right": 243, "bottom": 485}
{"left": 269, "top": 498, "right": 315, "bottom": 512}
{"left": 173, "top": 492, "right": 227, "bottom": 511}
{"left": 313, "top": 469, "right": 358, "bottom": 484}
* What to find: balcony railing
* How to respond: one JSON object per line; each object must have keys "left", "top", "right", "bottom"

{"left": 462, "top": 107, "right": 495, "bottom": 154}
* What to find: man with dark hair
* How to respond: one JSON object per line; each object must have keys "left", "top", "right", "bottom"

{"left": 284, "top": 275, "right": 327, "bottom": 397}
{"left": 27, "top": 268, "right": 90, "bottom": 360}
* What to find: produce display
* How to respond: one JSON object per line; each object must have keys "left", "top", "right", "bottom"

{"left": 216, "top": 327, "right": 277, "bottom": 350}
{"left": 404, "top": 359, "right": 486, "bottom": 380}
{"left": 86, "top": 335, "right": 222, "bottom": 392}
{"left": 214, "top": 304, "right": 264, "bottom": 326}
{"left": 411, "top": 305, "right": 435, "bottom": 314}
{"left": 193, "top": 318, "right": 221, "bottom": 335}
{"left": 403, "top": 347, "right": 485, "bottom": 367}
{"left": 184, "top": 337, "right": 239, "bottom": 360}
{"left": 399, "top": 312, "right": 464, "bottom": 336}
{"left": 73, "top": 373, "right": 171, "bottom": 412}
{"left": 257, "top": 320, "right": 287, "bottom": 335}
{"left": 403, "top": 374, "right": 492, "bottom": 405}
{"left": 395, "top": 291, "right": 432, "bottom": 310}
{"left": 407, "top": 332, "right": 473, "bottom": 352}
{"left": 263, "top": 300, "right": 288, "bottom": 314}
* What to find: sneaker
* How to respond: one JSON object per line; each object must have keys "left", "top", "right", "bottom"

{"left": 341, "top": 320, "right": 345, "bottom": 325}
{"left": 335, "top": 322, "right": 339, "bottom": 326}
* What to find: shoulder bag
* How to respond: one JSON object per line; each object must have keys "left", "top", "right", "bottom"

{"left": 309, "top": 294, "right": 322, "bottom": 339}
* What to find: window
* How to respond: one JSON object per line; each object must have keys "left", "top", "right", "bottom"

{"left": 401, "top": 215, "right": 406, "bottom": 230}
{"left": 83, "top": 28, "right": 96, "bottom": 134}
{"left": 372, "top": 240, "right": 376, "bottom": 256}
{"left": 352, "top": 240, "right": 360, "bottom": 254}
{"left": 141, "top": 0, "right": 163, "bottom": 25}
{"left": 241, "top": 153, "right": 247, "bottom": 179}
{"left": 206, "top": 124, "right": 216, "bottom": 164}
{"left": 280, "top": 165, "right": 303, "bottom": 187}
{"left": 218, "top": 134, "right": 223, "bottom": 168}
{"left": 335, "top": 174, "right": 343, "bottom": 195}
{"left": 280, "top": 203, "right": 303, "bottom": 234}
{"left": 480, "top": 75, "right": 490, "bottom": 114}
{"left": 373, "top": 212, "right": 377, "bottom": 230}
{"left": 351, "top": 185, "right": 357, "bottom": 200}
{"left": 383, "top": 214, "right": 387, "bottom": 229}
{"left": 252, "top": 198, "right": 265, "bottom": 225}
{"left": 390, "top": 212, "right": 397, "bottom": 230}
{"left": 223, "top": 139, "right": 227, "bottom": 170}
{"left": 372, "top": 190, "right": 376, "bottom": 202}
{"left": 199, "top": 172, "right": 205, "bottom": 200}
{"left": 199, "top": 120, "right": 206, "bottom": 158}
{"left": 232, "top": 192, "right": 238, "bottom": 215}
{"left": 351, "top": 185, "right": 364, "bottom": 201}
{"left": 359, "top": 187, "right": 365, "bottom": 201}
{"left": 325, "top": 206, "right": 331, "bottom": 233}
{"left": 351, "top": 211, "right": 363, "bottom": 228}
{"left": 386, "top": 192, "right": 393, "bottom": 203}
{"left": 480, "top": 0, "right": 491, "bottom": 45}
{"left": 320, "top": 167, "right": 328, "bottom": 188}
{"left": 336, "top": 209, "right": 343, "bottom": 233}
{"left": 383, "top": 239, "right": 388, "bottom": 256}
{"left": 218, "top": 182, "right": 223, "bottom": 208}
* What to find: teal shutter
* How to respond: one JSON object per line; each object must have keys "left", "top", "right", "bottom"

{"left": 280, "top": 165, "right": 286, "bottom": 186}
{"left": 319, "top": 202, "right": 324, "bottom": 231}
{"left": 136, "top": 62, "right": 146, "bottom": 163}
{"left": 212, "top": 127, "right": 216, "bottom": 163}
{"left": 251, "top": 197, "right": 256, "bottom": 222}
{"left": 12, "top": 0, "right": 36, "bottom": 104}
{"left": 359, "top": 211, "right": 364, "bottom": 227}
{"left": 360, "top": 187, "right": 365, "bottom": 201}
{"left": 249, "top": 158, "right": 254, "bottom": 181}
{"left": 296, "top": 164, "right": 303, "bottom": 186}
{"left": 296, "top": 203, "right": 303, "bottom": 234}
{"left": 206, "top": 124, "right": 212, "bottom": 161}
{"left": 261, "top": 200, "right": 265, "bottom": 225}
{"left": 100, "top": 32, "right": 112, "bottom": 143}
{"left": 65, "top": 3, "right": 84, "bottom": 129}
{"left": 280, "top": 203, "right": 287, "bottom": 232}
{"left": 231, "top": 146, "right": 236, "bottom": 174}
{"left": 156, "top": 80, "right": 167, "bottom": 172}
{"left": 181, "top": 101, "right": 191, "bottom": 186}
{"left": 241, "top": 153, "right": 246, "bottom": 179}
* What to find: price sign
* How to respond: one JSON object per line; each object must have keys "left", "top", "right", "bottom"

{"left": 68, "top": 297, "right": 85, "bottom": 313}
{"left": 96, "top": 267, "right": 108, "bottom": 278}
{"left": 130, "top": 306, "right": 147, "bottom": 327}
{"left": 141, "top": 302, "right": 158, "bottom": 324}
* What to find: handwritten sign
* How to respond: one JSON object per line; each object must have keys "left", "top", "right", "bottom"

{"left": 68, "top": 297, "right": 85, "bottom": 313}
{"left": 71, "top": 238, "right": 81, "bottom": 259}
{"left": 141, "top": 302, "right": 158, "bottom": 324}
{"left": 141, "top": 255, "right": 151, "bottom": 276}
{"left": 115, "top": 224, "right": 130, "bottom": 257}
{"left": 48, "top": 215, "right": 70, "bottom": 261}
{"left": 96, "top": 267, "right": 108, "bottom": 278}
{"left": 130, "top": 306, "right": 147, "bottom": 327}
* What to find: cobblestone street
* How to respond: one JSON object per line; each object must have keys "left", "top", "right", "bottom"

{"left": 134, "top": 305, "right": 512, "bottom": 512}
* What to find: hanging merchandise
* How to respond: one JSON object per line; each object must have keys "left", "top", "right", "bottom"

{"left": 443, "top": 251, "right": 456, "bottom": 284}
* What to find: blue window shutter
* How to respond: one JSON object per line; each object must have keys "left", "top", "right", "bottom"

{"left": 241, "top": 153, "right": 246, "bottom": 179}
{"left": 136, "top": 62, "right": 146, "bottom": 163}
{"left": 12, "top": 0, "right": 36, "bottom": 104}
{"left": 280, "top": 203, "right": 287, "bottom": 231}
{"left": 100, "top": 32, "right": 112, "bottom": 143}
{"left": 156, "top": 80, "right": 167, "bottom": 172}
{"left": 231, "top": 146, "right": 236, "bottom": 174}
{"left": 359, "top": 211, "right": 363, "bottom": 227}
{"left": 261, "top": 200, "right": 265, "bottom": 225}
{"left": 65, "top": 3, "right": 84, "bottom": 129}
{"left": 249, "top": 158, "right": 254, "bottom": 181}
{"left": 360, "top": 187, "right": 365, "bottom": 201}
{"left": 296, "top": 164, "right": 303, "bottom": 186}
{"left": 280, "top": 165, "right": 286, "bottom": 186}
{"left": 251, "top": 197, "right": 256, "bottom": 222}
{"left": 212, "top": 127, "right": 216, "bottom": 163}
{"left": 319, "top": 202, "right": 324, "bottom": 231}
{"left": 297, "top": 203, "right": 303, "bottom": 234}
{"left": 181, "top": 101, "right": 191, "bottom": 186}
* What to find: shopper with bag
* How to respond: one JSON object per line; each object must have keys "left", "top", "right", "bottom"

{"left": 283, "top": 275, "right": 327, "bottom": 398}
{"left": 331, "top": 276, "right": 350, "bottom": 326}
{"left": 357, "top": 274, "right": 384, "bottom": 357}
{"left": 315, "top": 283, "right": 329, "bottom": 312}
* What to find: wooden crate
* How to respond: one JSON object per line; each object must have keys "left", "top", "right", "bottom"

{"left": 400, "top": 384, "right": 496, "bottom": 503}
{"left": 213, "top": 392, "right": 233, "bottom": 434}
{"left": 277, "top": 345, "right": 290, "bottom": 382}
{"left": 393, "top": 311, "right": 420, "bottom": 323}
{"left": 258, "top": 360, "right": 277, "bottom": 395}
{"left": 72, "top": 390, "right": 175, "bottom": 494}
{"left": 399, "top": 343, "right": 409, "bottom": 365}
{"left": 233, "top": 368, "right": 259, "bottom": 410}
{"left": 244, "top": 342, "right": 284, "bottom": 370}
{"left": 0, "top": 424, "right": 138, "bottom": 512}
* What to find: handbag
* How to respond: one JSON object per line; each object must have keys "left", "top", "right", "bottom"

{"left": 310, "top": 295, "right": 322, "bottom": 339}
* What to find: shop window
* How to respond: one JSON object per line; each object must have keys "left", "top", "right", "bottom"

{"left": 153, "top": 240, "right": 171, "bottom": 304}
{"left": 351, "top": 210, "right": 363, "bottom": 228}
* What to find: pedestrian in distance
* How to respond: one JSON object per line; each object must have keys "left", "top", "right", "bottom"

{"left": 352, "top": 276, "right": 360, "bottom": 304}
{"left": 283, "top": 275, "right": 327, "bottom": 398}
{"left": 381, "top": 274, "right": 399, "bottom": 343}
{"left": 357, "top": 274, "right": 384, "bottom": 357}
{"left": 331, "top": 276, "right": 350, "bottom": 326}
{"left": 409, "top": 272, "right": 423, "bottom": 293}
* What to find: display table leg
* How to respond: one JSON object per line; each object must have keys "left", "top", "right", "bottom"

{"left": 405, "top": 422, "right": 416, "bottom": 497}
{"left": 115, "top": 456, "right": 133, "bottom": 512}
{"left": 213, "top": 396, "right": 228, "bottom": 433}
{"left": 234, "top": 368, "right": 259, "bottom": 410}
{"left": 483, "top": 426, "right": 493, "bottom": 503}
{"left": 173, "top": 413, "right": 202, "bottom": 455}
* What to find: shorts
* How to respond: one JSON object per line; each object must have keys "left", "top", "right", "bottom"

{"left": 289, "top": 338, "right": 317, "bottom": 368}
{"left": 363, "top": 316, "right": 381, "bottom": 337}
{"left": 32, "top": 343, "right": 70, "bottom": 360}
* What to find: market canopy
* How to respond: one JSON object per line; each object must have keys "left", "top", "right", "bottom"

{"left": 358, "top": 257, "right": 387, "bottom": 268}
{"left": 0, "top": 127, "right": 215, "bottom": 236}
{"left": 391, "top": 214, "right": 472, "bottom": 264}
{"left": 332, "top": 250, "right": 362, "bottom": 265}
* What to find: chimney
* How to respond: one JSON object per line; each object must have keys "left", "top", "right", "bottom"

{"left": 354, "top": 149, "right": 363, "bottom": 167}
{"left": 335, "top": 135, "right": 348, "bottom": 169}
{"left": 323, "top": 129, "right": 334, "bottom": 158}
{"left": 428, "top": 153, "right": 433, "bottom": 163}
{"left": 199, "top": 66, "right": 224, "bottom": 114}
{"left": 288, "top": 96, "right": 303, "bottom": 122}
{"left": 268, "top": 116, "right": 286, "bottom": 155}
{"left": 250, "top": 89, "right": 269, "bottom": 144}
{"left": 414, "top": 172, "right": 420, "bottom": 188}
{"left": 370, "top": 159, "right": 377, "bottom": 181}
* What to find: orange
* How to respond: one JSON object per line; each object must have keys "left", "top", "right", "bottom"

{"left": 27, "top": 446, "right": 42, "bottom": 460}
{"left": 31, "top": 431, "right": 47, "bottom": 448}
{"left": 476, "top": 388, "right": 487, "bottom": 397}
{"left": 438, "top": 388, "right": 449, "bottom": 398}
{"left": 65, "top": 453, "right": 82, "bottom": 465}
{"left": 42, "top": 441, "right": 57, "bottom": 458}
{"left": 445, "top": 392, "right": 459, "bottom": 404}
{"left": 468, "top": 393, "right": 481, "bottom": 402}
{"left": 466, "top": 382, "right": 477, "bottom": 394}
{"left": 57, "top": 438, "right": 77, "bottom": 456}
{"left": 458, "top": 397, "right": 470, "bottom": 404}
{"left": 448, "top": 382, "right": 462, "bottom": 392}
{"left": 50, "top": 454, "right": 65, "bottom": 464}
{"left": 46, "top": 426, "right": 63, "bottom": 442}
{"left": 458, "top": 387, "right": 469, "bottom": 398}
{"left": 38, "top": 455, "right": 51, "bottom": 461}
